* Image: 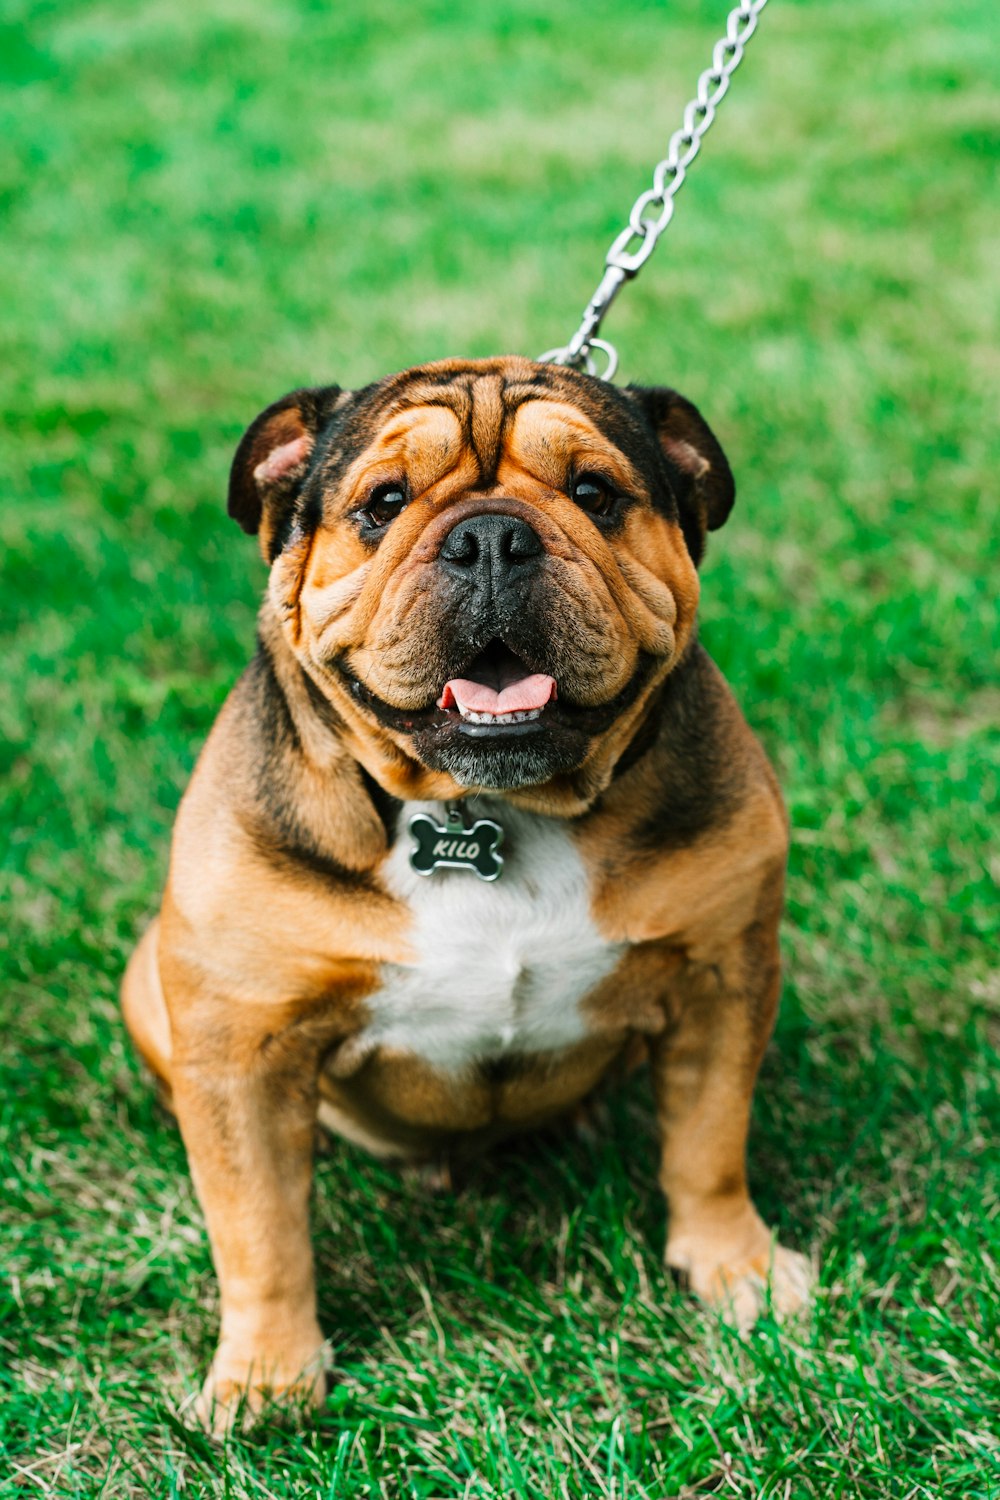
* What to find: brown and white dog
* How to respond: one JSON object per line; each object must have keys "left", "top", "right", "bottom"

{"left": 122, "top": 356, "right": 812, "bottom": 1429}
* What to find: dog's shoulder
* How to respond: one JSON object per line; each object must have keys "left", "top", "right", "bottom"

{"left": 173, "top": 622, "right": 387, "bottom": 870}
{"left": 579, "top": 642, "right": 788, "bottom": 949}
{"left": 160, "top": 630, "right": 405, "bottom": 1005}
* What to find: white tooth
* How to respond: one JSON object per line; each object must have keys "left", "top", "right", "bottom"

{"left": 455, "top": 703, "right": 547, "bottom": 725}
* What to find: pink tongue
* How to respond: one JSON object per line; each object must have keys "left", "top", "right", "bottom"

{"left": 438, "top": 673, "right": 557, "bottom": 716}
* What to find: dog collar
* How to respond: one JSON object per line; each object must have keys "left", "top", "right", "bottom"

{"left": 408, "top": 803, "right": 504, "bottom": 882}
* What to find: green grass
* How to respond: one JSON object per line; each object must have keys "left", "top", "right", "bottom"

{"left": 2, "top": 0, "right": 998, "bottom": 1494}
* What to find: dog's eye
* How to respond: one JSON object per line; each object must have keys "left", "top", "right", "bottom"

{"left": 571, "top": 473, "right": 616, "bottom": 517}
{"left": 362, "top": 482, "right": 408, "bottom": 529}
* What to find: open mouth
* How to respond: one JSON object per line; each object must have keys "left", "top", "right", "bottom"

{"left": 339, "top": 634, "right": 658, "bottom": 788}
{"left": 437, "top": 642, "right": 557, "bottom": 727}
{"left": 342, "top": 639, "right": 653, "bottom": 748}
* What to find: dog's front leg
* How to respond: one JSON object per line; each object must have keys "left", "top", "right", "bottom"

{"left": 168, "top": 989, "right": 329, "bottom": 1432}
{"left": 650, "top": 920, "right": 813, "bottom": 1329}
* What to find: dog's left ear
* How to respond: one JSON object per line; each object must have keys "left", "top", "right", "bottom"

{"left": 228, "top": 385, "right": 347, "bottom": 560}
{"left": 627, "top": 386, "right": 735, "bottom": 564}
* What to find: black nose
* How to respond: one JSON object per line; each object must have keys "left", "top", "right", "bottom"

{"left": 439, "top": 513, "right": 544, "bottom": 594}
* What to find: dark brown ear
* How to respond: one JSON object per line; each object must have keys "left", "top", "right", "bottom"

{"left": 228, "top": 385, "right": 345, "bottom": 559}
{"left": 627, "top": 386, "right": 735, "bottom": 564}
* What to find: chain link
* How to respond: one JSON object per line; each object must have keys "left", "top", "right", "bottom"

{"left": 539, "top": 0, "right": 768, "bottom": 381}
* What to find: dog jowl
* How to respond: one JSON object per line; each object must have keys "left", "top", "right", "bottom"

{"left": 122, "top": 357, "right": 812, "bottom": 1431}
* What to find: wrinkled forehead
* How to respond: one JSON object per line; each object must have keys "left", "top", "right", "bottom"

{"left": 323, "top": 362, "right": 655, "bottom": 496}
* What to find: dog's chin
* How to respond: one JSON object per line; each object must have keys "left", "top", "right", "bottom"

{"left": 411, "top": 716, "right": 587, "bottom": 791}
{"left": 341, "top": 643, "right": 655, "bottom": 792}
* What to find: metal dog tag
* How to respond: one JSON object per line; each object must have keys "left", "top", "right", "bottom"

{"left": 408, "top": 805, "right": 504, "bottom": 882}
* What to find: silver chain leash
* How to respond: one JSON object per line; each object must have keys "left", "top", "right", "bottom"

{"left": 539, "top": 0, "right": 769, "bottom": 382}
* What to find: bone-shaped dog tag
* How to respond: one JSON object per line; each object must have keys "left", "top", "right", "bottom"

{"left": 408, "top": 806, "right": 504, "bottom": 881}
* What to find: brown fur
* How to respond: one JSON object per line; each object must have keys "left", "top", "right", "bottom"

{"left": 122, "top": 357, "right": 811, "bottom": 1431}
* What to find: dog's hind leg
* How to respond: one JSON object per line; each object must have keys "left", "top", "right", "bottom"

{"left": 122, "top": 918, "right": 174, "bottom": 1101}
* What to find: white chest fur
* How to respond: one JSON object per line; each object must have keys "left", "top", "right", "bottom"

{"left": 367, "top": 801, "right": 623, "bottom": 1075}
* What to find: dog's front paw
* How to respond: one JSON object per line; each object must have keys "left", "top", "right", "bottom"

{"left": 668, "top": 1222, "right": 814, "bottom": 1332}
{"left": 703, "top": 1242, "right": 814, "bottom": 1331}
{"left": 192, "top": 1335, "right": 328, "bottom": 1435}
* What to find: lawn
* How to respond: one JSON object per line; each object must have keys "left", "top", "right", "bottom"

{"left": 1, "top": 0, "right": 997, "bottom": 1494}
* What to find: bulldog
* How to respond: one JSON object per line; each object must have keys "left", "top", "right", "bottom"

{"left": 122, "top": 356, "right": 812, "bottom": 1428}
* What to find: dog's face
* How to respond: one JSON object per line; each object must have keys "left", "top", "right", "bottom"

{"left": 228, "top": 358, "right": 734, "bottom": 807}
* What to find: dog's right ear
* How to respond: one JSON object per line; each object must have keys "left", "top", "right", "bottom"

{"left": 228, "top": 385, "right": 346, "bottom": 560}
